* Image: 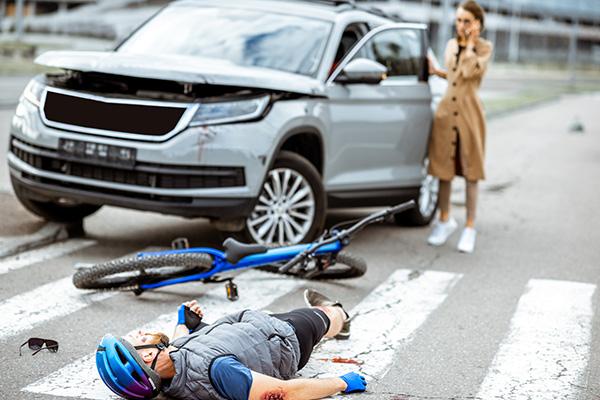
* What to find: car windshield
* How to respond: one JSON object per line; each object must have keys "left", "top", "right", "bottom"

{"left": 117, "top": 6, "right": 332, "bottom": 77}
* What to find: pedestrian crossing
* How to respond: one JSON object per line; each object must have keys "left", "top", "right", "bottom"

{"left": 23, "top": 269, "right": 306, "bottom": 399}
{"left": 476, "top": 279, "right": 595, "bottom": 400}
{"left": 0, "top": 237, "right": 597, "bottom": 400}
{"left": 0, "top": 239, "right": 96, "bottom": 275}
{"left": 300, "top": 270, "right": 462, "bottom": 381}
{"left": 0, "top": 276, "right": 114, "bottom": 338}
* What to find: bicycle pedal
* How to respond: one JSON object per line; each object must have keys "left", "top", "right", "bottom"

{"left": 225, "top": 280, "right": 239, "bottom": 301}
{"left": 290, "top": 265, "right": 303, "bottom": 274}
{"left": 171, "top": 237, "right": 190, "bottom": 250}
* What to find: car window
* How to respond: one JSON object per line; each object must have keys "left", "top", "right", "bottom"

{"left": 352, "top": 28, "right": 424, "bottom": 78}
{"left": 117, "top": 6, "right": 332, "bottom": 77}
{"left": 329, "top": 23, "right": 368, "bottom": 76}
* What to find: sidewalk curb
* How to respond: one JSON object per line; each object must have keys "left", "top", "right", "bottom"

{"left": 487, "top": 95, "right": 562, "bottom": 120}
{"left": 0, "top": 222, "right": 69, "bottom": 259}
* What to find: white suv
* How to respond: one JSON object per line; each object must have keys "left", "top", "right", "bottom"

{"left": 8, "top": 0, "right": 443, "bottom": 245}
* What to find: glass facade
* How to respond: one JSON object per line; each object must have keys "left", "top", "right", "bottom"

{"left": 361, "top": 0, "right": 600, "bottom": 65}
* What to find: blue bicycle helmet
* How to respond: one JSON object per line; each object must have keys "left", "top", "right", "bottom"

{"left": 96, "top": 334, "right": 163, "bottom": 399}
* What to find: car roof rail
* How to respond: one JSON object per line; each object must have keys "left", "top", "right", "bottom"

{"left": 295, "top": 0, "right": 356, "bottom": 6}
{"left": 292, "top": 0, "right": 402, "bottom": 21}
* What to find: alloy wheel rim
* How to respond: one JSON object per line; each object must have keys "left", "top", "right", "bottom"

{"left": 419, "top": 160, "right": 439, "bottom": 218}
{"left": 247, "top": 168, "right": 315, "bottom": 245}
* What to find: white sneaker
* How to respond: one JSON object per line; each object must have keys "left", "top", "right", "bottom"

{"left": 427, "top": 218, "right": 458, "bottom": 246}
{"left": 457, "top": 227, "right": 477, "bottom": 253}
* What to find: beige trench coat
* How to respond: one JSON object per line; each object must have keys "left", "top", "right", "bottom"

{"left": 428, "top": 38, "right": 493, "bottom": 181}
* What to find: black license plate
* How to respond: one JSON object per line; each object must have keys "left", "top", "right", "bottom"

{"left": 59, "top": 139, "right": 136, "bottom": 167}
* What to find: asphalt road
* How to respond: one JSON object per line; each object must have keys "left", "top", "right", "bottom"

{"left": 0, "top": 92, "right": 599, "bottom": 400}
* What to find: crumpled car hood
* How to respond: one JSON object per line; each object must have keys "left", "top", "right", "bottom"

{"left": 36, "top": 50, "right": 326, "bottom": 96}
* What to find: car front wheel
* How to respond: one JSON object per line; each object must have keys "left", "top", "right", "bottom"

{"left": 12, "top": 177, "right": 102, "bottom": 223}
{"left": 244, "top": 151, "right": 326, "bottom": 245}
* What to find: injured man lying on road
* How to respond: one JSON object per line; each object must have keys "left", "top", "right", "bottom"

{"left": 96, "top": 289, "right": 367, "bottom": 400}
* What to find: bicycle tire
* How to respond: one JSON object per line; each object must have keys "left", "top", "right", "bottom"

{"left": 258, "top": 251, "right": 367, "bottom": 280}
{"left": 72, "top": 253, "right": 213, "bottom": 291}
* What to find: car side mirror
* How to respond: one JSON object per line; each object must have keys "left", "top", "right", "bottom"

{"left": 334, "top": 58, "right": 388, "bottom": 85}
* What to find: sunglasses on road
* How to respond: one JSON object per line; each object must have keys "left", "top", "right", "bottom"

{"left": 19, "top": 338, "right": 59, "bottom": 356}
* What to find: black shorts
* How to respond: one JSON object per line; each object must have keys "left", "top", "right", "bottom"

{"left": 272, "top": 308, "right": 330, "bottom": 369}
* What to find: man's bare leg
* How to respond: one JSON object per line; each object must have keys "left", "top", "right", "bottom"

{"left": 315, "top": 306, "right": 346, "bottom": 338}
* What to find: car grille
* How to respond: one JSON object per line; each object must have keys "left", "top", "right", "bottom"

{"left": 10, "top": 137, "right": 245, "bottom": 189}
{"left": 42, "top": 90, "right": 188, "bottom": 136}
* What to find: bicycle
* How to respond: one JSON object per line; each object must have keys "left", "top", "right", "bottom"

{"left": 73, "top": 201, "right": 415, "bottom": 301}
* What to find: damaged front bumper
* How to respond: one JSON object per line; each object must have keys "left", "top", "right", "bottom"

{"left": 8, "top": 89, "right": 277, "bottom": 219}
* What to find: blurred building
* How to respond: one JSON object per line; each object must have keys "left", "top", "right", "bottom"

{"left": 1, "top": 0, "right": 599, "bottom": 66}
{"left": 366, "top": 0, "right": 600, "bottom": 65}
{"left": 1, "top": 0, "right": 94, "bottom": 17}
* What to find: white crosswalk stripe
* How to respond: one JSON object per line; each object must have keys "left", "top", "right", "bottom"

{"left": 0, "top": 246, "right": 157, "bottom": 339}
{"left": 300, "top": 270, "right": 462, "bottom": 382}
{"left": 22, "top": 269, "right": 305, "bottom": 399}
{"left": 0, "top": 239, "right": 96, "bottom": 275}
{"left": 0, "top": 276, "right": 115, "bottom": 339}
{"left": 476, "top": 279, "right": 596, "bottom": 400}
{"left": 3, "top": 240, "right": 595, "bottom": 400}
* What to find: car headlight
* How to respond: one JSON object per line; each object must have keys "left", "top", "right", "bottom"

{"left": 189, "top": 95, "right": 270, "bottom": 126}
{"left": 22, "top": 78, "right": 46, "bottom": 108}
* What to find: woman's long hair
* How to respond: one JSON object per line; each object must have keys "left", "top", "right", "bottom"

{"left": 459, "top": 0, "right": 486, "bottom": 31}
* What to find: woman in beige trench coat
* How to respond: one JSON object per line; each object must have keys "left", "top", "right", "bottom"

{"left": 427, "top": 0, "right": 493, "bottom": 253}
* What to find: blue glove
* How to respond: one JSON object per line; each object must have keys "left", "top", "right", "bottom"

{"left": 340, "top": 372, "right": 367, "bottom": 393}
{"left": 177, "top": 304, "right": 202, "bottom": 332}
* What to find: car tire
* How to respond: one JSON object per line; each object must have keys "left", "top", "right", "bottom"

{"left": 12, "top": 177, "right": 102, "bottom": 223}
{"left": 243, "top": 151, "right": 326, "bottom": 245}
{"left": 394, "top": 160, "right": 439, "bottom": 226}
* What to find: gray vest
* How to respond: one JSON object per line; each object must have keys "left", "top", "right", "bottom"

{"left": 162, "top": 309, "right": 300, "bottom": 400}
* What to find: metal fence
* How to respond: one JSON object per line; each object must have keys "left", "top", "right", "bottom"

{"left": 2, "top": 0, "right": 600, "bottom": 67}
{"left": 365, "top": 0, "right": 600, "bottom": 66}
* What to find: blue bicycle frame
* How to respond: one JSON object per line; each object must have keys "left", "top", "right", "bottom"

{"left": 137, "top": 240, "right": 344, "bottom": 290}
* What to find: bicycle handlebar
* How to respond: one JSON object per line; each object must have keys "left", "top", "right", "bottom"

{"left": 278, "top": 200, "right": 415, "bottom": 273}
{"left": 388, "top": 200, "right": 417, "bottom": 216}
{"left": 341, "top": 199, "right": 416, "bottom": 238}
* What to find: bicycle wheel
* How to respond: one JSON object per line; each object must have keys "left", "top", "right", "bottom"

{"left": 311, "top": 252, "right": 367, "bottom": 280}
{"left": 258, "top": 251, "right": 367, "bottom": 280}
{"left": 73, "top": 253, "right": 213, "bottom": 291}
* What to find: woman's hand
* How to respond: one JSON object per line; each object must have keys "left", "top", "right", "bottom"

{"left": 428, "top": 56, "right": 447, "bottom": 79}
{"left": 428, "top": 56, "right": 436, "bottom": 75}
{"left": 465, "top": 20, "right": 481, "bottom": 47}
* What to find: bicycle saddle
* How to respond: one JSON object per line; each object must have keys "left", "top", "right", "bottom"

{"left": 223, "top": 238, "right": 268, "bottom": 264}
